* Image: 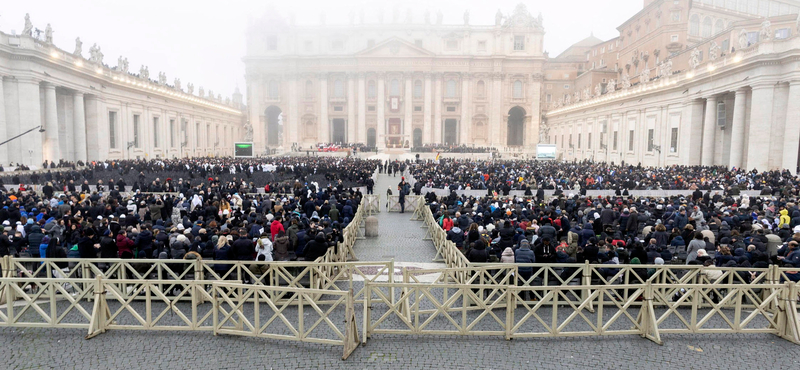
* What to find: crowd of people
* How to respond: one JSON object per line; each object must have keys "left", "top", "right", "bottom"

{"left": 428, "top": 182, "right": 800, "bottom": 283}
{"left": 411, "top": 144, "right": 496, "bottom": 153}
{"left": 411, "top": 159, "right": 797, "bottom": 195}
{"left": 0, "top": 157, "right": 378, "bottom": 271}
{"left": 0, "top": 157, "right": 378, "bottom": 195}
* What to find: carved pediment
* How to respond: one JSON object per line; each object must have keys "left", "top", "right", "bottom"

{"left": 356, "top": 37, "right": 434, "bottom": 57}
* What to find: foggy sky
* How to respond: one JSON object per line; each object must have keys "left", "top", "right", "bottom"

{"left": 1, "top": 0, "right": 641, "bottom": 101}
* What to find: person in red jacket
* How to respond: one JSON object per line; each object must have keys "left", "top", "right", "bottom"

{"left": 270, "top": 215, "right": 285, "bottom": 241}
{"left": 116, "top": 230, "right": 135, "bottom": 258}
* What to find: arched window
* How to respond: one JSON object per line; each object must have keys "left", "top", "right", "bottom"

{"left": 702, "top": 17, "right": 713, "bottom": 38}
{"left": 268, "top": 80, "right": 280, "bottom": 99}
{"left": 445, "top": 80, "right": 457, "bottom": 97}
{"left": 512, "top": 80, "right": 523, "bottom": 98}
{"left": 689, "top": 14, "right": 700, "bottom": 36}
{"left": 413, "top": 80, "right": 423, "bottom": 98}
{"left": 714, "top": 19, "right": 725, "bottom": 34}
{"left": 305, "top": 80, "right": 313, "bottom": 99}
{"left": 476, "top": 80, "right": 486, "bottom": 97}
{"left": 334, "top": 79, "right": 344, "bottom": 98}
{"left": 390, "top": 79, "right": 400, "bottom": 95}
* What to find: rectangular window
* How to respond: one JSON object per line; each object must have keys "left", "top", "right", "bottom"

{"left": 266, "top": 36, "right": 277, "bottom": 51}
{"left": 587, "top": 133, "right": 592, "bottom": 149}
{"left": 628, "top": 130, "right": 635, "bottom": 151}
{"left": 775, "top": 28, "right": 790, "bottom": 40}
{"left": 332, "top": 40, "right": 344, "bottom": 50}
{"left": 133, "top": 114, "right": 140, "bottom": 148}
{"left": 577, "top": 134, "right": 581, "bottom": 149}
{"left": 169, "top": 119, "right": 175, "bottom": 148}
{"left": 108, "top": 111, "right": 117, "bottom": 149}
{"left": 415, "top": 39, "right": 423, "bottom": 48}
{"left": 153, "top": 117, "right": 159, "bottom": 148}
{"left": 670, "top": 127, "right": 679, "bottom": 153}
{"left": 196, "top": 123, "right": 200, "bottom": 147}
{"left": 569, "top": 134, "right": 573, "bottom": 147}
{"left": 722, "top": 39, "right": 730, "bottom": 52}
{"left": 414, "top": 106, "right": 422, "bottom": 112}
{"left": 446, "top": 40, "right": 459, "bottom": 50}
{"left": 368, "top": 105, "right": 375, "bottom": 112}
{"left": 206, "top": 124, "right": 211, "bottom": 147}
{"left": 671, "top": 35, "right": 679, "bottom": 42}
{"left": 546, "top": 94, "right": 552, "bottom": 102}
{"left": 333, "top": 106, "right": 344, "bottom": 112}
{"left": 564, "top": 84, "right": 570, "bottom": 89}
{"left": 446, "top": 106, "right": 456, "bottom": 112}
{"left": 746, "top": 31, "right": 759, "bottom": 45}
{"left": 514, "top": 36, "right": 525, "bottom": 50}
{"left": 478, "top": 41, "right": 487, "bottom": 51}
{"left": 613, "top": 131, "right": 618, "bottom": 151}
{"left": 716, "top": 101, "right": 726, "bottom": 126}
{"left": 647, "top": 129, "right": 654, "bottom": 152}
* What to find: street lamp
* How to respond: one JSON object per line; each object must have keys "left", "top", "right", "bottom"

{"left": 126, "top": 141, "right": 136, "bottom": 159}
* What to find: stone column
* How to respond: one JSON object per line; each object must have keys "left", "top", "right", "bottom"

{"left": 43, "top": 83, "right": 60, "bottom": 163}
{"left": 72, "top": 92, "right": 87, "bottom": 162}
{"left": 288, "top": 75, "right": 299, "bottom": 146}
{"left": 528, "top": 73, "right": 542, "bottom": 148}
{"left": 782, "top": 81, "right": 800, "bottom": 173}
{"left": 357, "top": 73, "right": 366, "bottom": 143}
{"left": 490, "top": 73, "right": 502, "bottom": 146}
{"left": 747, "top": 83, "right": 774, "bottom": 171}
{"left": 423, "top": 73, "right": 432, "bottom": 145}
{"left": 459, "top": 73, "right": 471, "bottom": 145}
{"left": 728, "top": 88, "right": 748, "bottom": 169}
{"left": 0, "top": 76, "right": 6, "bottom": 165}
{"left": 700, "top": 96, "right": 717, "bottom": 166}
{"left": 433, "top": 73, "right": 442, "bottom": 144}
{"left": 377, "top": 73, "right": 386, "bottom": 149}
{"left": 404, "top": 74, "right": 413, "bottom": 147}
{"left": 319, "top": 73, "right": 329, "bottom": 143}
{"left": 346, "top": 75, "right": 356, "bottom": 143}
{"left": 84, "top": 95, "right": 103, "bottom": 161}
{"left": 681, "top": 99, "right": 704, "bottom": 165}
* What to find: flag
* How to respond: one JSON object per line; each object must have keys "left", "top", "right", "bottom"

{"left": 435, "top": 152, "right": 440, "bottom": 161}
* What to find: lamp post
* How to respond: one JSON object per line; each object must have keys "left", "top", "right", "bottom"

{"left": 126, "top": 141, "right": 135, "bottom": 159}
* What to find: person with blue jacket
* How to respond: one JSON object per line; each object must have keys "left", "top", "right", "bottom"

{"left": 778, "top": 241, "right": 800, "bottom": 282}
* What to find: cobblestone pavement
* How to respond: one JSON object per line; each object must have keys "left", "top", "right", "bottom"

{"left": 352, "top": 171, "right": 440, "bottom": 264}
{"left": 0, "top": 326, "right": 797, "bottom": 370}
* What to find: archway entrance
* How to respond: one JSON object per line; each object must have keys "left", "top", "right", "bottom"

{"left": 367, "top": 128, "right": 376, "bottom": 148}
{"left": 444, "top": 119, "right": 458, "bottom": 145}
{"left": 413, "top": 128, "right": 422, "bottom": 148}
{"left": 332, "top": 119, "right": 346, "bottom": 143}
{"left": 507, "top": 106, "right": 525, "bottom": 146}
{"left": 265, "top": 106, "right": 282, "bottom": 146}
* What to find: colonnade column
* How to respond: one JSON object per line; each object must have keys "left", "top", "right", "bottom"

{"left": 347, "top": 74, "right": 356, "bottom": 143}
{"left": 459, "top": 73, "right": 471, "bottom": 145}
{"left": 728, "top": 88, "right": 748, "bottom": 169}
{"left": 423, "top": 72, "right": 432, "bottom": 145}
{"left": 404, "top": 73, "right": 413, "bottom": 147}
{"left": 700, "top": 96, "right": 717, "bottom": 166}
{"left": 433, "top": 73, "right": 442, "bottom": 144}
{"left": 746, "top": 83, "right": 774, "bottom": 171}
{"left": 782, "top": 81, "right": 800, "bottom": 173}
{"left": 0, "top": 76, "right": 6, "bottom": 165}
{"left": 288, "top": 75, "right": 299, "bottom": 146}
{"left": 319, "top": 73, "right": 329, "bottom": 143}
{"left": 681, "top": 98, "right": 704, "bottom": 166}
{"left": 84, "top": 95, "right": 102, "bottom": 161}
{"left": 73, "top": 92, "right": 87, "bottom": 162}
{"left": 490, "top": 73, "right": 502, "bottom": 146}
{"left": 357, "top": 73, "right": 366, "bottom": 144}
{"left": 377, "top": 73, "right": 386, "bottom": 149}
{"left": 43, "top": 82, "right": 60, "bottom": 163}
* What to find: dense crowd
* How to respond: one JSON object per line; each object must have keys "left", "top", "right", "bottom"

{"left": 1, "top": 157, "right": 378, "bottom": 194}
{"left": 429, "top": 186, "right": 800, "bottom": 283}
{"left": 411, "top": 159, "right": 798, "bottom": 194}
{"left": 0, "top": 157, "right": 378, "bottom": 271}
{"left": 411, "top": 144, "right": 496, "bottom": 153}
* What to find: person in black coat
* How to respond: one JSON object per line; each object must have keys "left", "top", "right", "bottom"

{"left": 303, "top": 232, "right": 329, "bottom": 261}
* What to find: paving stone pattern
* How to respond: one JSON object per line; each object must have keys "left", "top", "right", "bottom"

{"left": 352, "top": 171, "right": 439, "bottom": 264}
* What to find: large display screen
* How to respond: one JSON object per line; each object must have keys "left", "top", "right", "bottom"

{"left": 537, "top": 144, "right": 557, "bottom": 160}
{"left": 234, "top": 142, "right": 254, "bottom": 157}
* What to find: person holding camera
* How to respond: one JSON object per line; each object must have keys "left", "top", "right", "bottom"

{"left": 777, "top": 240, "right": 800, "bottom": 282}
